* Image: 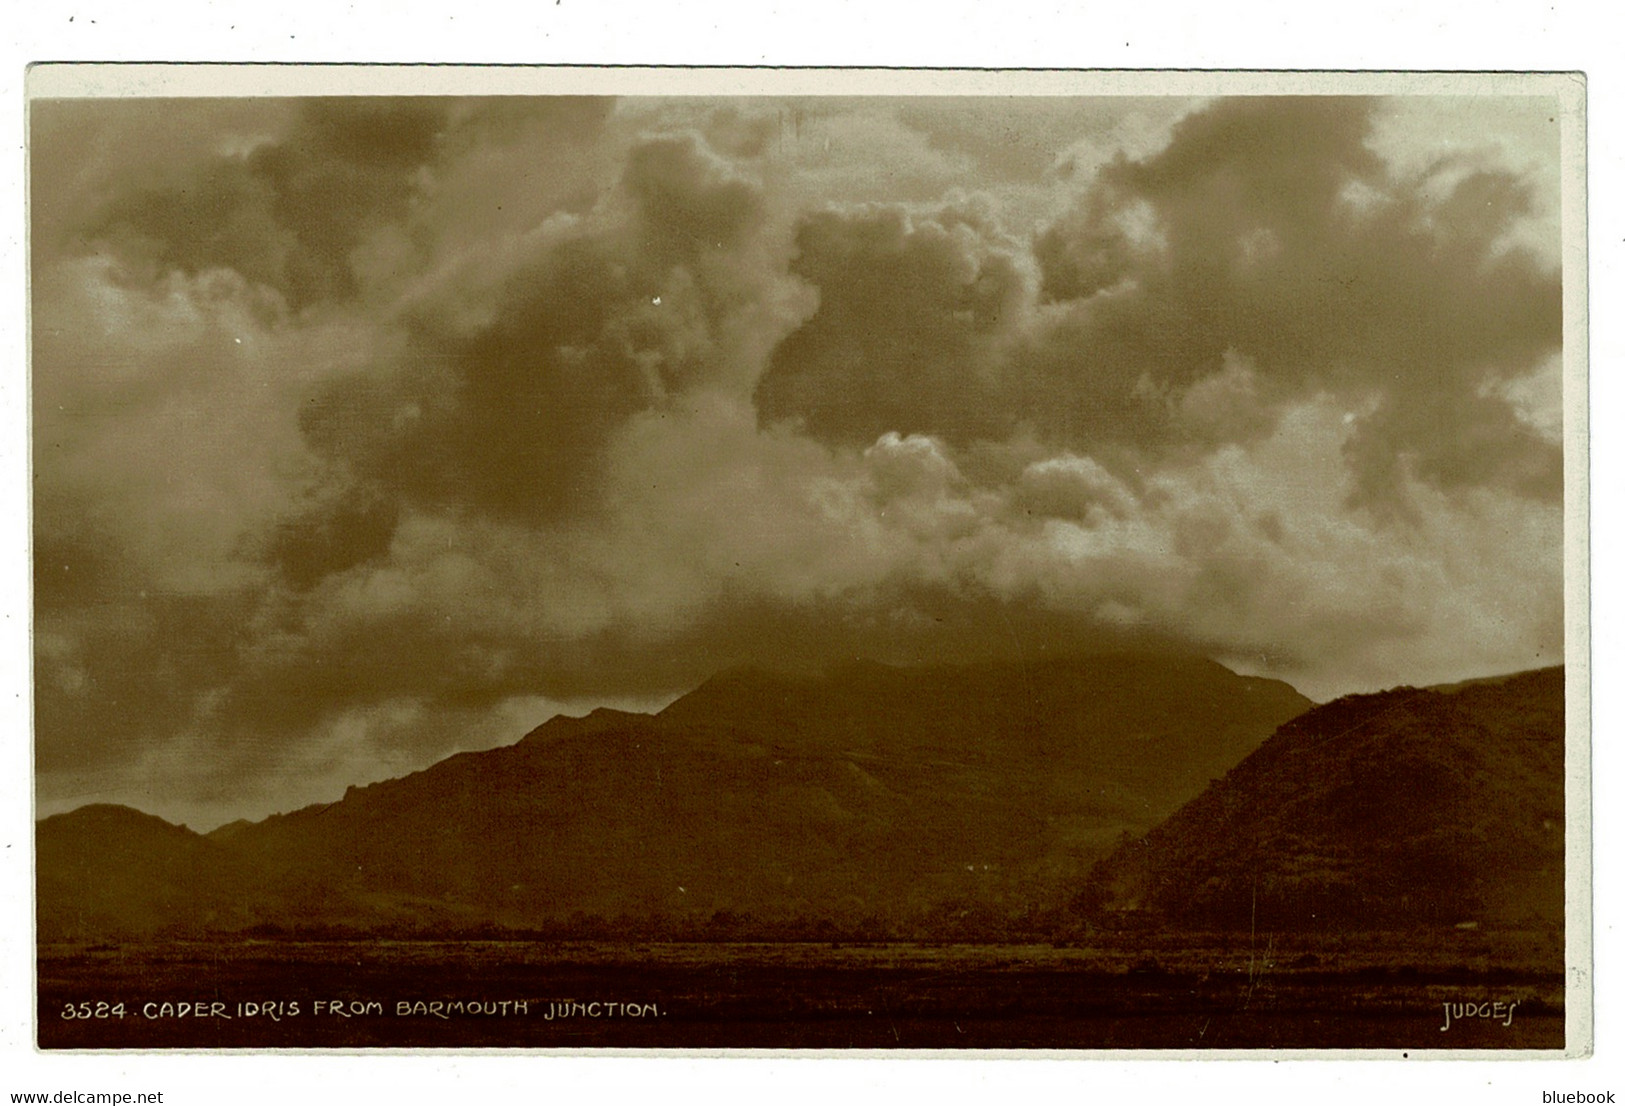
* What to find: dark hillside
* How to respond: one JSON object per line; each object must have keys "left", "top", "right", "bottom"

{"left": 1078, "top": 667, "right": 1564, "bottom": 932}
{"left": 37, "top": 654, "right": 1311, "bottom": 939}
{"left": 36, "top": 805, "right": 300, "bottom": 940}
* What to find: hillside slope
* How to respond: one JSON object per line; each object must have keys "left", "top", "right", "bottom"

{"left": 1077, "top": 667, "right": 1565, "bottom": 931}
{"left": 36, "top": 805, "right": 313, "bottom": 940}
{"left": 38, "top": 653, "right": 1311, "bottom": 939}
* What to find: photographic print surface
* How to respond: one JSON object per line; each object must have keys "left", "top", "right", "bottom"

{"left": 29, "top": 67, "right": 1586, "bottom": 1053}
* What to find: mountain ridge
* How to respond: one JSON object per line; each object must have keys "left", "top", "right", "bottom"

{"left": 1076, "top": 666, "right": 1564, "bottom": 932}
{"left": 44, "top": 652, "right": 1563, "bottom": 945}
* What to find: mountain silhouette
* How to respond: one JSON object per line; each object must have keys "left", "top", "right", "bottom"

{"left": 1076, "top": 666, "right": 1565, "bottom": 932}
{"left": 36, "top": 804, "right": 297, "bottom": 940}
{"left": 39, "top": 653, "right": 1310, "bottom": 940}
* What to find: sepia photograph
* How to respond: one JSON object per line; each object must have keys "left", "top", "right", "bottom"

{"left": 26, "top": 66, "right": 1587, "bottom": 1056}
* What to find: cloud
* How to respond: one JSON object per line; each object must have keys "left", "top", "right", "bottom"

{"left": 31, "top": 257, "right": 332, "bottom": 599}
{"left": 298, "top": 129, "right": 805, "bottom": 526}
{"left": 66, "top": 99, "right": 450, "bottom": 311}
{"left": 30, "top": 95, "right": 1568, "bottom": 827}
{"left": 754, "top": 195, "right": 1033, "bottom": 444}
{"left": 1025, "top": 96, "right": 1562, "bottom": 508}
{"left": 752, "top": 97, "right": 1561, "bottom": 513}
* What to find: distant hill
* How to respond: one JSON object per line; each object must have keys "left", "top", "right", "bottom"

{"left": 35, "top": 805, "right": 307, "bottom": 940}
{"left": 1076, "top": 667, "right": 1565, "bottom": 932}
{"left": 37, "top": 653, "right": 1310, "bottom": 941}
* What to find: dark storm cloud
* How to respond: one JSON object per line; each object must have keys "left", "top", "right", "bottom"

{"left": 759, "top": 97, "right": 1561, "bottom": 508}
{"left": 1030, "top": 96, "right": 1562, "bottom": 505}
{"left": 755, "top": 197, "right": 1029, "bottom": 444}
{"left": 69, "top": 99, "right": 450, "bottom": 310}
{"left": 30, "top": 99, "right": 296, "bottom": 258}
{"left": 294, "top": 131, "right": 781, "bottom": 527}
{"left": 261, "top": 481, "right": 401, "bottom": 592}
{"left": 35, "top": 590, "right": 255, "bottom": 777}
{"left": 623, "top": 133, "right": 767, "bottom": 258}
{"left": 297, "top": 231, "right": 656, "bottom": 522}
{"left": 35, "top": 97, "right": 619, "bottom": 312}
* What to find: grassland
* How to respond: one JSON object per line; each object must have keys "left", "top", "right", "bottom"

{"left": 38, "top": 930, "right": 1564, "bottom": 1050}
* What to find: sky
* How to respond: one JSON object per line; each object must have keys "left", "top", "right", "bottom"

{"left": 30, "top": 92, "right": 1568, "bottom": 828}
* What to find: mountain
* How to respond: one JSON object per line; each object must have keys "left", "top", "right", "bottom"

{"left": 37, "top": 653, "right": 1310, "bottom": 941}
{"left": 36, "top": 805, "right": 294, "bottom": 940}
{"left": 1076, "top": 666, "right": 1565, "bottom": 932}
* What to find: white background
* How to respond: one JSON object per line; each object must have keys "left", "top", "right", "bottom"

{"left": 2, "top": 3, "right": 1620, "bottom": 1103}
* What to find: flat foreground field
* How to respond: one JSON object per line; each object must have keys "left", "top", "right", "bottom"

{"left": 38, "top": 936, "right": 1564, "bottom": 1050}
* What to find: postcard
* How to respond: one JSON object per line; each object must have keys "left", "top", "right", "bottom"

{"left": 26, "top": 65, "right": 1589, "bottom": 1056}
